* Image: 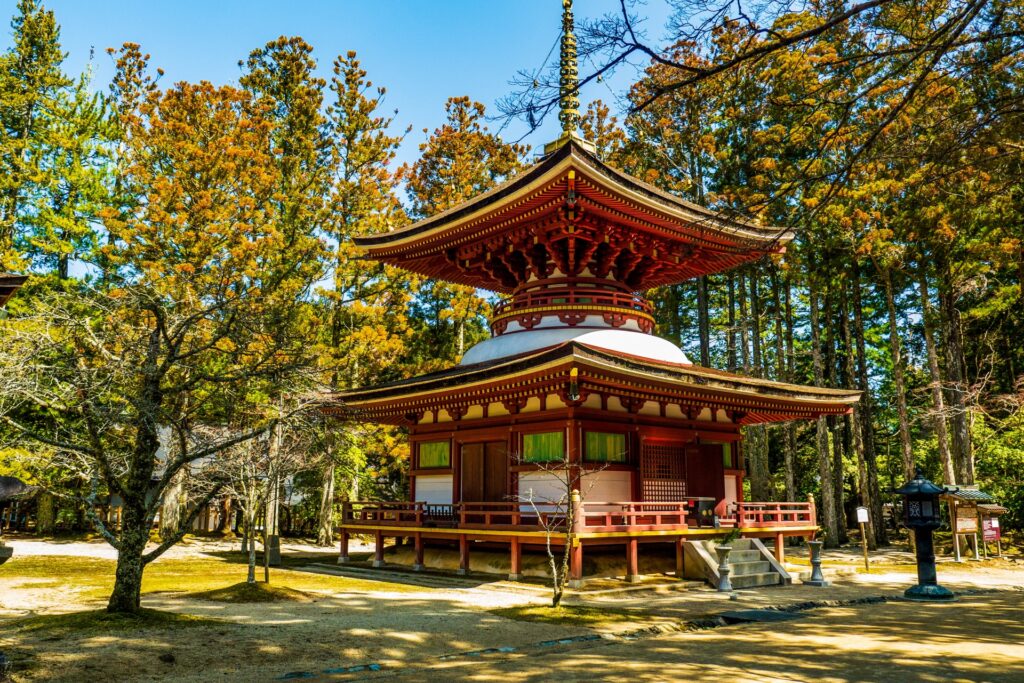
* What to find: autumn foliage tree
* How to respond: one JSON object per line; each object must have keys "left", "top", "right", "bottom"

{"left": 0, "top": 43, "right": 326, "bottom": 613}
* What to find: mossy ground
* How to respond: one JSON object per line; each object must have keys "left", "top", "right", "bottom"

{"left": 187, "top": 581, "right": 312, "bottom": 603}
{"left": 489, "top": 603, "right": 657, "bottom": 629}
{"left": 6, "top": 608, "right": 219, "bottom": 635}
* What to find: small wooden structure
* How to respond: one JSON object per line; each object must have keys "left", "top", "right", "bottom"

{"left": 321, "top": 0, "right": 860, "bottom": 585}
{"left": 943, "top": 488, "right": 1004, "bottom": 560}
{"left": 0, "top": 273, "right": 27, "bottom": 308}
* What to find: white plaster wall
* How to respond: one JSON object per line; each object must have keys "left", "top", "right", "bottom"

{"left": 517, "top": 471, "right": 569, "bottom": 509}
{"left": 580, "top": 470, "right": 633, "bottom": 506}
{"left": 414, "top": 474, "right": 453, "bottom": 505}
{"left": 517, "top": 469, "right": 634, "bottom": 513}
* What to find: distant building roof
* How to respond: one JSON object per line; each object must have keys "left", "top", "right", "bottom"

{"left": 943, "top": 488, "right": 996, "bottom": 503}
{"left": 0, "top": 273, "right": 27, "bottom": 308}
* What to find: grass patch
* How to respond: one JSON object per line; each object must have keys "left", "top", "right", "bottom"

{"left": 6, "top": 608, "right": 219, "bottom": 635}
{"left": 0, "top": 553, "right": 430, "bottom": 606}
{"left": 187, "top": 581, "right": 312, "bottom": 603}
{"left": 490, "top": 604, "right": 655, "bottom": 629}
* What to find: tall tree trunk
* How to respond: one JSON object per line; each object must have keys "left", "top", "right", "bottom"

{"left": 883, "top": 268, "right": 915, "bottom": 480}
{"left": 107, "top": 505, "right": 148, "bottom": 613}
{"left": 937, "top": 252, "right": 974, "bottom": 484}
{"left": 809, "top": 279, "right": 839, "bottom": 547}
{"left": 747, "top": 268, "right": 770, "bottom": 500}
{"left": 917, "top": 259, "right": 955, "bottom": 484}
{"left": 317, "top": 460, "right": 335, "bottom": 546}
{"left": 783, "top": 272, "right": 799, "bottom": 502}
{"left": 697, "top": 275, "right": 711, "bottom": 366}
{"left": 850, "top": 261, "right": 886, "bottom": 546}
{"left": 772, "top": 268, "right": 795, "bottom": 501}
{"left": 738, "top": 272, "right": 750, "bottom": 372}
{"left": 825, "top": 283, "right": 851, "bottom": 544}
{"left": 727, "top": 275, "right": 738, "bottom": 372}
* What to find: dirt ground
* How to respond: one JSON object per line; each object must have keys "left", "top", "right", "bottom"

{"left": 1, "top": 537, "right": 1022, "bottom": 682}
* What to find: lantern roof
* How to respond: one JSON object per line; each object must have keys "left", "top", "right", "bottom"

{"left": 0, "top": 273, "right": 27, "bottom": 308}
{"left": 893, "top": 469, "right": 950, "bottom": 497}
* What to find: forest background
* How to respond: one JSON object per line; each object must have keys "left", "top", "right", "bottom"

{"left": 0, "top": 0, "right": 1022, "bottom": 610}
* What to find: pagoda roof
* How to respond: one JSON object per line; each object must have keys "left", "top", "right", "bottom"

{"left": 321, "top": 341, "right": 859, "bottom": 425}
{"left": 356, "top": 141, "right": 793, "bottom": 293}
{"left": 0, "top": 273, "right": 27, "bottom": 308}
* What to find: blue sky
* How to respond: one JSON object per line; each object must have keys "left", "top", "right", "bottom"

{"left": 3, "top": 0, "right": 675, "bottom": 166}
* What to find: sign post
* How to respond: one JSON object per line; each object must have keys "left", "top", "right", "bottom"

{"left": 856, "top": 506, "right": 870, "bottom": 573}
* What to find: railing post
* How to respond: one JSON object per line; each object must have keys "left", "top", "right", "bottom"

{"left": 807, "top": 493, "right": 817, "bottom": 527}
{"left": 569, "top": 490, "right": 584, "bottom": 588}
{"left": 571, "top": 490, "right": 584, "bottom": 536}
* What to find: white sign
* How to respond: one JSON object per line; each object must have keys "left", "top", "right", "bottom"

{"left": 856, "top": 506, "right": 869, "bottom": 524}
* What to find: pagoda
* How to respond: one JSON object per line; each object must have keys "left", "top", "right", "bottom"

{"left": 323, "top": 0, "right": 859, "bottom": 585}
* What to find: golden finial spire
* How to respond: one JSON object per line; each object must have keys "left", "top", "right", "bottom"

{"left": 544, "top": 0, "right": 593, "bottom": 155}
{"left": 559, "top": 0, "right": 580, "bottom": 134}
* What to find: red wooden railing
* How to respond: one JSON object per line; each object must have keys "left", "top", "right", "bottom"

{"left": 728, "top": 501, "right": 816, "bottom": 527}
{"left": 491, "top": 288, "right": 654, "bottom": 319}
{"left": 340, "top": 499, "right": 815, "bottom": 532}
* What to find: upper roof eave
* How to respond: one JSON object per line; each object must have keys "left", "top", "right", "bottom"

{"left": 355, "top": 140, "right": 793, "bottom": 252}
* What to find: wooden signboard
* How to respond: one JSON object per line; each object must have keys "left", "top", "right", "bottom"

{"left": 983, "top": 517, "right": 1000, "bottom": 542}
{"left": 955, "top": 505, "right": 978, "bottom": 533}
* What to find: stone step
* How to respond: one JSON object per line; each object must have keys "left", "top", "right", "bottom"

{"left": 729, "top": 560, "right": 772, "bottom": 575}
{"left": 730, "top": 572, "right": 781, "bottom": 589}
{"left": 727, "top": 550, "right": 763, "bottom": 563}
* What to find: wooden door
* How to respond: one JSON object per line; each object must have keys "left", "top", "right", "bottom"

{"left": 483, "top": 441, "right": 508, "bottom": 502}
{"left": 461, "top": 441, "right": 508, "bottom": 503}
{"left": 685, "top": 443, "right": 726, "bottom": 513}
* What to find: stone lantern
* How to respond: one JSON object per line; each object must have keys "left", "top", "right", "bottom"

{"left": 893, "top": 468, "right": 955, "bottom": 601}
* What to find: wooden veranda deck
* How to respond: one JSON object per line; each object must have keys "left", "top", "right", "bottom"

{"left": 336, "top": 499, "right": 818, "bottom": 583}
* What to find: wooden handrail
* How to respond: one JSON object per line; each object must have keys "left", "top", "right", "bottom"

{"left": 731, "top": 501, "right": 815, "bottom": 526}
{"left": 337, "top": 499, "right": 816, "bottom": 532}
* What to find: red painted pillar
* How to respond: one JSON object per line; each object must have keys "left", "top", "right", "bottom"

{"left": 675, "top": 538, "right": 685, "bottom": 579}
{"left": 373, "top": 530, "right": 385, "bottom": 568}
{"left": 569, "top": 539, "right": 584, "bottom": 588}
{"left": 626, "top": 538, "right": 640, "bottom": 583}
{"left": 338, "top": 529, "right": 350, "bottom": 564}
{"left": 413, "top": 532, "right": 424, "bottom": 571}
{"left": 458, "top": 535, "right": 470, "bottom": 576}
{"left": 509, "top": 536, "right": 522, "bottom": 581}
{"left": 775, "top": 532, "right": 785, "bottom": 564}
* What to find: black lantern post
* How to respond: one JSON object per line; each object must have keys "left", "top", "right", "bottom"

{"left": 893, "top": 468, "right": 956, "bottom": 602}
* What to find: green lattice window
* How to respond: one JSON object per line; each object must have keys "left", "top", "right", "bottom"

{"left": 418, "top": 440, "right": 450, "bottom": 468}
{"left": 522, "top": 431, "right": 565, "bottom": 463}
{"left": 585, "top": 432, "right": 627, "bottom": 463}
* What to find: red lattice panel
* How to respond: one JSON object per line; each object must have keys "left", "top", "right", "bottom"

{"left": 641, "top": 441, "right": 687, "bottom": 501}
